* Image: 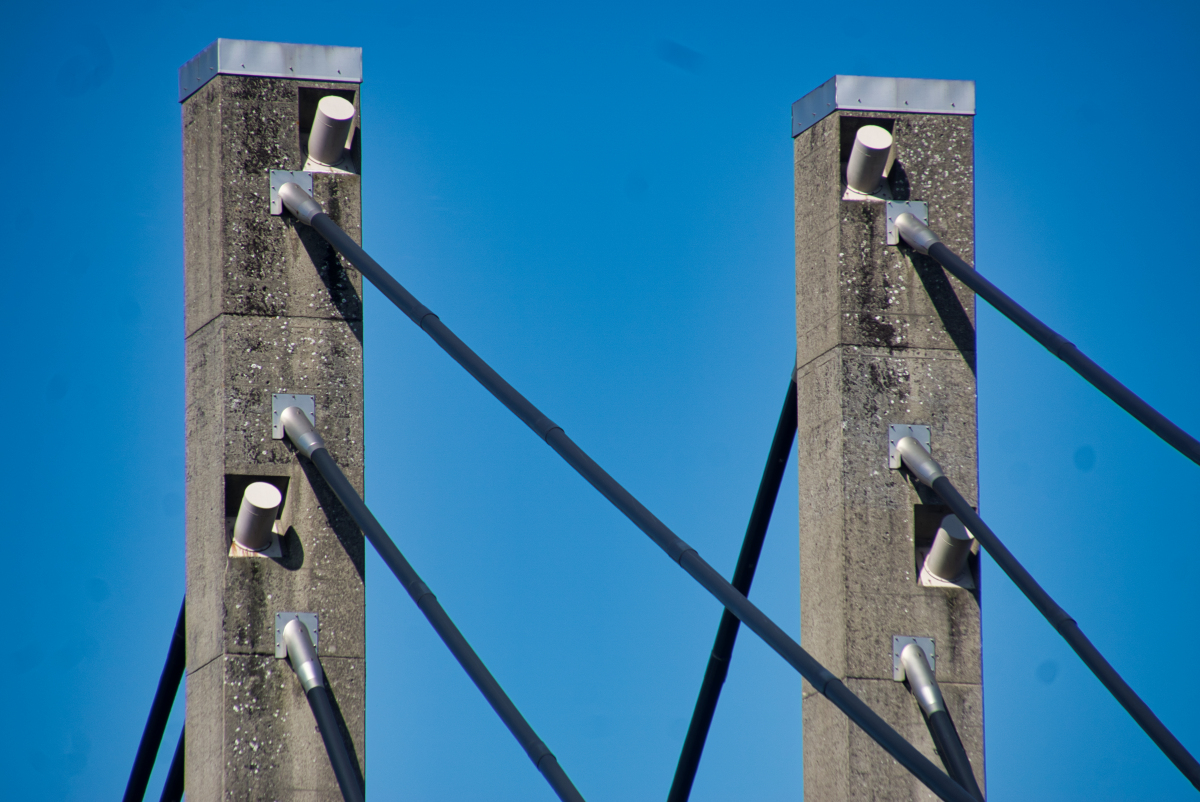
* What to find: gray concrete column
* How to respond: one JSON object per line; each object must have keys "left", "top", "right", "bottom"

{"left": 793, "top": 77, "right": 984, "bottom": 800}
{"left": 180, "top": 40, "right": 366, "bottom": 801}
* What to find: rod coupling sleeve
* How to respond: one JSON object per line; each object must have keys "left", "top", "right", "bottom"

{"left": 900, "top": 643, "right": 946, "bottom": 715}
{"left": 281, "top": 406, "right": 326, "bottom": 458}
{"left": 279, "top": 182, "right": 324, "bottom": 226}
{"left": 282, "top": 618, "right": 325, "bottom": 691}
{"left": 895, "top": 212, "right": 941, "bottom": 255}
{"left": 896, "top": 436, "right": 945, "bottom": 486}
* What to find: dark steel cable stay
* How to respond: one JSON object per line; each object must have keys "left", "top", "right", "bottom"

{"left": 280, "top": 615, "right": 365, "bottom": 802}
{"left": 123, "top": 598, "right": 186, "bottom": 802}
{"left": 895, "top": 435, "right": 1200, "bottom": 790}
{"left": 279, "top": 407, "right": 586, "bottom": 802}
{"left": 276, "top": 182, "right": 979, "bottom": 802}
{"left": 895, "top": 213, "right": 1200, "bottom": 469}
{"left": 897, "top": 641, "right": 983, "bottom": 800}
{"left": 667, "top": 377, "right": 797, "bottom": 802}
{"left": 158, "top": 727, "right": 184, "bottom": 802}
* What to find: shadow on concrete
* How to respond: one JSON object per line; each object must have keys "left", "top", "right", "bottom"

{"left": 322, "top": 672, "right": 366, "bottom": 793}
{"left": 912, "top": 251, "right": 977, "bottom": 375}
{"left": 297, "top": 225, "right": 364, "bottom": 344}
{"left": 888, "top": 160, "right": 911, "bottom": 200}
{"left": 276, "top": 525, "right": 305, "bottom": 571}
{"left": 298, "top": 456, "right": 366, "bottom": 584}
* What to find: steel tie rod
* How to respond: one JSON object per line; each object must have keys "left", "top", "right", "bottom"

{"left": 278, "top": 182, "right": 979, "bottom": 802}
{"left": 895, "top": 213, "right": 1200, "bottom": 469}
{"left": 668, "top": 376, "right": 797, "bottom": 802}
{"left": 280, "top": 406, "right": 586, "bottom": 802}
{"left": 899, "top": 643, "right": 983, "bottom": 800}
{"left": 281, "top": 616, "right": 364, "bottom": 802}
{"left": 123, "top": 597, "right": 186, "bottom": 802}
{"left": 158, "top": 726, "right": 185, "bottom": 802}
{"left": 895, "top": 435, "right": 1200, "bottom": 789}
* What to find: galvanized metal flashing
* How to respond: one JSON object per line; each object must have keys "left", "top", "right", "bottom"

{"left": 892, "top": 635, "right": 936, "bottom": 681}
{"left": 179, "top": 39, "right": 362, "bottom": 102}
{"left": 885, "top": 201, "right": 929, "bottom": 246}
{"left": 792, "top": 75, "right": 974, "bottom": 137}
{"left": 272, "top": 393, "right": 316, "bottom": 439}
{"left": 887, "top": 423, "right": 932, "bottom": 470}
{"left": 275, "top": 612, "right": 319, "bottom": 658}
{"left": 269, "top": 171, "right": 314, "bottom": 216}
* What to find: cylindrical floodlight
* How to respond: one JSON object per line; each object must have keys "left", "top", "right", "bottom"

{"left": 846, "top": 125, "right": 893, "bottom": 194}
{"left": 924, "top": 514, "right": 974, "bottom": 583}
{"left": 233, "top": 482, "right": 282, "bottom": 552}
{"left": 308, "top": 96, "right": 356, "bottom": 167}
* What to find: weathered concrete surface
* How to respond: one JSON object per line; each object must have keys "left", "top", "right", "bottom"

{"left": 187, "top": 656, "right": 365, "bottom": 802}
{"left": 183, "top": 72, "right": 365, "bottom": 800}
{"left": 795, "top": 108, "right": 983, "bottom": 799}
{"left": 803, "top": 678, "right": 983, "bottom": 801}
{"left": 183, "top": 76, "right": 363, "bottom": 337}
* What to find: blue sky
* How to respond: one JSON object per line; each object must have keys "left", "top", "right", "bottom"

{"left": 1, "top": 1, "right": 1198, "bottom": 800}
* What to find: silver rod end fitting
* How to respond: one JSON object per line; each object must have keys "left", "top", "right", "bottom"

{"left": 279, "top": 182, "right": 323, "bottom": 225}
{"left": 895, "top": 212, "right": 941, "bottom": 255}
{"left": 896, "top": 436, "right": 945, "bottom": 486}
{"left": 281, "top": 406, "right": 326, "bottom": 458}
{"left": 282, "top": 618, "right": 325, "bottom": 692}
{"left": 900, "top": 643, "right": 946, "bottom": 715}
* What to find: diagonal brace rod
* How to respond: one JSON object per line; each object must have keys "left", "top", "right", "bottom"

{"left": 896, "top": 435, "right": 1200, "bottom": 789}
{"left": 158, "top": 726, "right": 185, "bottom": 802}
{"left": 667, "top": 377, "right": 797, "bottom": 802}
{"left": 281, "top": 407, "right": 585, "bottom": 802}
{"left": 895, "top": 212, "right": 1200, "bottom": 468}
{"left": 278, "top": 183, "right": 979, "bottom": 802}
{"left": 123, "top": 598, "right": 186, "bottom": 802}
{"left": 282, "top": 617, "right": 364, "bottom": 802}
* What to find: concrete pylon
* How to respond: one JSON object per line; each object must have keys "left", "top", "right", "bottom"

{"left": 180, "top": 39, "right": 366, "bottom": 799}
{"left": 793, "top": 76, "right": 984, "bottom": 799}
